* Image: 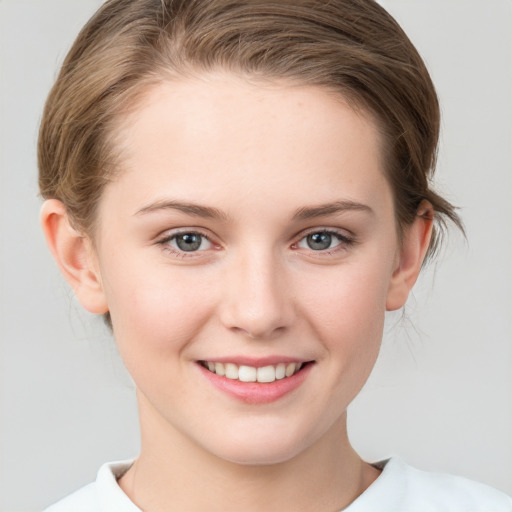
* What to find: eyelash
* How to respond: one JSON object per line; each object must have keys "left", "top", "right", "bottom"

{"left": 156, "top": 228, "right": 355, "bottom": 258}
{"left": 293, "top": 229, "right": 355, "bottom": 256}
{"left": 157, "top": 230, "right": 215, "bottom": 258}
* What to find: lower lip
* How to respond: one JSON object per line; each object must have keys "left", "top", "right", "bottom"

{"left": 198, "top": 363, "right": 312, "bottom": 404}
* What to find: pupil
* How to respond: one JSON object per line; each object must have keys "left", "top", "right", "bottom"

{"left": 307, "top": 232, "right": 332, "bottom": 250}
{"left": 176, "top": 233, "right": 201, "bottom": 251}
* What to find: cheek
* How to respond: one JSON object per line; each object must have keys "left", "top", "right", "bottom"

{"left": 297, "top": 259, "right": 392, "bottom": 389}
{"left": 301, "top": 261, "right": 391, "bottom": 336}
{"left": 103, "top": 261, "right": 218, "bottom": 363}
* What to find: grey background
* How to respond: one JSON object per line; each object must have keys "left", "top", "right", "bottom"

{"left": 1, "top": 0, "right": 511, "bottom": 510}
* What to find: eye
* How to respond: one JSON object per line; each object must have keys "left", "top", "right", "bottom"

{"left": 164, "top": 232, "right": 213, "bottom": 252}
{"left": 296, "top": 230, "right": 352, "bottom": 251}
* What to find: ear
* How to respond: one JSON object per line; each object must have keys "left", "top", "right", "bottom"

{"left": 40, "top": 199, "right": 109, "bottom": 315}
{"left": 386, "top": 202, "right": 434, "bottom": 311}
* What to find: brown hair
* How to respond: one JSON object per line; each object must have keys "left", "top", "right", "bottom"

{"left": 38, "top": 0, "right": 462, "bottom": 258}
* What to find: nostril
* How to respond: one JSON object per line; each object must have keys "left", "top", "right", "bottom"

{"left": 236, "top": 324, "right": 287, "bottom": 340}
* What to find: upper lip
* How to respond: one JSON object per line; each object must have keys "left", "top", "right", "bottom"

{"left": 198, "top": 356, "right": 313, "bottom": 367}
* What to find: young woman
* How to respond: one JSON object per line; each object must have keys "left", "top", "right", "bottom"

{"left": 38, "top": 0, "right": 511, "bottom": 510}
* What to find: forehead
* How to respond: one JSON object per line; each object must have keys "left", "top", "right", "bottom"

{"left": 104, "top": 74, "right": 391, "bottom": 220}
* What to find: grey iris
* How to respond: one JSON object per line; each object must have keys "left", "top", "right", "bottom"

{"left": 307, "top": 232, "right": 332, "bottom": 250}
{"left": 176, "top": 233, "right": 202, "bottom": 251}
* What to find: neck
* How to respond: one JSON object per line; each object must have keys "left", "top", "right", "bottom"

{"left": 119, "top": 391, "right": 379, "bottom": 512}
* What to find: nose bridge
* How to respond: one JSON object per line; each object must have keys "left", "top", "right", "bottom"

{"left": 220, "top": 244, "right": 292, "bottom": 338}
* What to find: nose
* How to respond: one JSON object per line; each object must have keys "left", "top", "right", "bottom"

{"left": 219, "top": 250, "right": 295, "bottom": 339}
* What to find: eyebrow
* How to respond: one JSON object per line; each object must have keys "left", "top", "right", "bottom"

{"left": 292, "top": 200, "right": 374, "bottom": 220}
{"left": 135, "top": 200, "right": 230, "bottom": 221}
{"left": 135, "top": 198, "right": 373, "bottom": 221}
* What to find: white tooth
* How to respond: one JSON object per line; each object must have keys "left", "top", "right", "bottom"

{"left": 275, "top": 363, "right": 286, "bottom": 379}
{"left": 225, "top": 363, "right": 239, "bottom": 380}
{"left": 285, "top": 363, "right": 296, "bottom": 377}
{"left": 238, "top": 365, "right": 257, "bottom": 382}
{"left": 207, "top": 362, "right": 215, "bottom": 372}
{"left": 214, "top": 362, "right": 225, "bottom": 376}
{"left": 296, "top": 362, "right": 303, "bottom": 371}
{"left": 257, "top": 365, "right": 276, "bottom": 383}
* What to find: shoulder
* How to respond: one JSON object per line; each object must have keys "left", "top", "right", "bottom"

{"left": 397, "top": 458, "right": 512, "bottom": 510}
{"left": 42, "top": 460, "right": 139, "bottom": 512}
{"left": 42, "top": 482, "right": 98, "bottom": 512}
{"left": 346, "top": 457, "right": 512, "bottom": 512}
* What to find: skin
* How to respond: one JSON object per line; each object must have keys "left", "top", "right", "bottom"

{"left": 41, "top": 74, "right": 432, "bottom": 511}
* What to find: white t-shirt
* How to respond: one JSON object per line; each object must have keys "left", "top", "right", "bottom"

{"left": 43, "top": 457, "right": 512, "bottom": 511}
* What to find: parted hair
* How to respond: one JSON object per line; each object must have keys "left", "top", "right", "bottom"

{"left": 38, "top": 0, "right": 462, "bottom": 259}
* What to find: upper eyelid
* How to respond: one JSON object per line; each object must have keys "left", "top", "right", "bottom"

{"left": 156, "top": 230, "right": 216, "bottom": 254}
{"left": 157, "top": 227, "right": 214, "bottom": 242}
{"left": 294, "top": 227, "right": 354, "bottom": 241}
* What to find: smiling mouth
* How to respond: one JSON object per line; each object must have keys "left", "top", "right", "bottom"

{"left": 199, "top": 361, "right": 312, "bottom": 383}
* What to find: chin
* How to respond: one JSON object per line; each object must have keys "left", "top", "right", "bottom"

{"left": 200, "top": 422, "right": 317, "bottom": 467}
{"left": 215, "top": 442, "right": 302, "bottom": 466}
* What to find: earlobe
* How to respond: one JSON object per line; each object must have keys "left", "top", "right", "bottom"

{"left": 386, "top": 202, "right": 434, "bottom": 311}
{"left": 40, "top": 199, "right": 109, "bottom": 315}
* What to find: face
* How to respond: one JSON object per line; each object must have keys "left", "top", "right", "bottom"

{"left": 91, "top": 74, "right": 402, "bottom": 465}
